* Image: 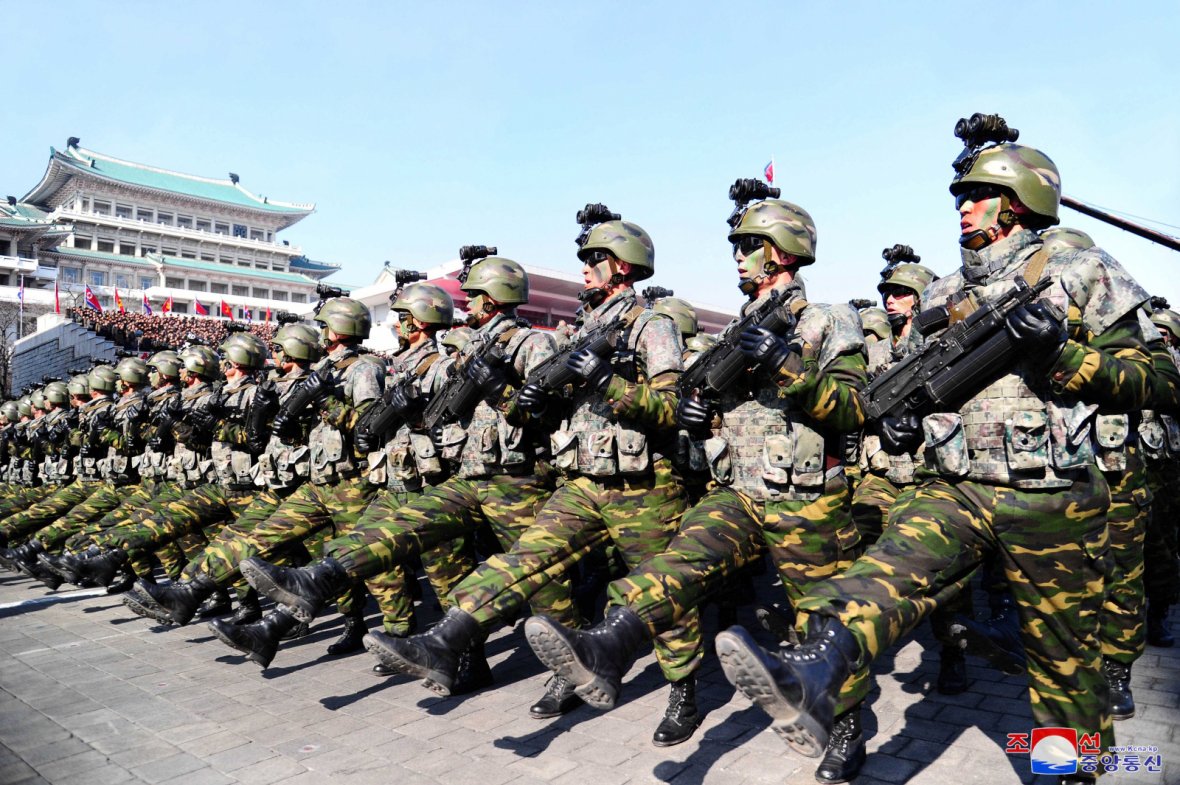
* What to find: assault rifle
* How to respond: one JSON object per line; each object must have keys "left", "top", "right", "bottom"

{"left": 421, "top": 335, "right": 511, "bottom": 431}
{"left": 861, "top": 277, "right": 1061, "bottom": 422}
{"left": 677, "top": 289, "right": 796, "bottom": 402}
{"left": 523, "top": 309, "right": 632, "bottom": 396}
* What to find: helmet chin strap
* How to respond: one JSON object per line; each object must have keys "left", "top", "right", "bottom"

{"left": 959, "top": 193, "right": 1017, "bottom": 249}
{"left": 579, "top": 258, "right": 626, "bottom": 309}
{"left": 738, "top": 240, "right": 783, "bottom": 296}
{"left": 887, "top": 312, "right": 908, "bottom": 331}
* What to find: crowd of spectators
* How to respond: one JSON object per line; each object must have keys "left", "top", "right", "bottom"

{"left": 69, "top": 309, "right": 278, "bottom": 353}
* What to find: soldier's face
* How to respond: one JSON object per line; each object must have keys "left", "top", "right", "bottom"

{"left": 882, "top": 287, "right": 917, "bottom": 317}
{"left": 581, "top": 254, "right": 616, "bottom": 291}
{"left": 957, "top": 186, "right": 1004, "bottom": 239}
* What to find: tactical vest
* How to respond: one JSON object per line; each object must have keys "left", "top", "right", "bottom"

{"left": 137, "top": 387, "right": 179, "bottom": 480}
{"left": 255, "top": 370, "right": 314, "bottom": 491}
{"left": 210, "top": 377, "right": 258, "bottom": 488}
{"left": 100, "top": 390, "right": 148, "bottom": 484}
{"left": 369, "top": 342, "right": 447, "bottom": 492}
{"left": 170, "top": 383, "right": 217, "bottom": 488}
{"left": 859, "top": 336, "right": 919, "bottom": 484}
{"left": 307, "top": 348, "right": 382, "bottom": 485}
{"left": 76, "top": 397, "right": 115, "bottom": 483}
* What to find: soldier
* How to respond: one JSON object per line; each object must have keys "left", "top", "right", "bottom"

{"left": 523, "top": 196, "right": 868, "bottom": 778}
{"left": 706, "top": 120, "right": 1153, "bottom": 785}
{"left": 441, "top": 326, "right": 474, "bottom": 357}
{"left": 856, "top": 307, "right": 891, "bottom": 345}
{"left": 1143, "top": 306, "right": 1180, "bottom": 648}
{"left": 233, "top": 255, "right": 572, "bottom": 696}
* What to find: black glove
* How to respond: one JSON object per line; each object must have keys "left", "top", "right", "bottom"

{"left": 739, "top": 326, "right": 798, "bottom": 373}
{"left": 566, "top": 348, "right": 613, "bottom": 392}
{"left": 271, "top": 410, "right": 298, "bottom": 441}
{"left": 516, "top": 383, "right": 550, "bottom": 415}
{"left": 465, "top": 356, "right": 510, "bottom": 401}
{"left": 1006, "top": 301, "right": 1067, "bottom": 358}
{"left": 387, "top": 381, "right": 423, "bottom": 419}
{"left": 878, "top": 413, "right": 922, "bottom": 454}
{"left": 676, "top": 396, "right": 713, "bottom": 431}
{"left": 187, "top": 405, "right": 220, "bottom": 434}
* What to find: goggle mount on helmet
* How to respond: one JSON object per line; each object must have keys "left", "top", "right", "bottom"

{"left": 726, "top": 178, "right": 780, "bottom": 230}
{"left": 879, "top": 243, "right": 921, "bottom": 279}
{"left": 575, "top": 203, "right": 620, "bottom": 248}
{"left": 457, "top": 244, "right": 497, "bottom": 286}
{"left": 951, "top": 113, "right": 1019, "bottom": 177}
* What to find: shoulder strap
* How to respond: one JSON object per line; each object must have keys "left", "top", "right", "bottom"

{"left": 333, "top": 355, "right": 361, "bottom": 371}
{"left": 414, "top": 352, "right": 441, "bottom": 379}
{"left": 1022, "top": 249, "right": 1051, "bottom": 285}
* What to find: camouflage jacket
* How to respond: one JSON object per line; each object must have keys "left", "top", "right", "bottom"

{"left": 137, "top": 385, "right": 180, "bottom": 480}
{"left": 307, "top": 345, "right": 384, "bottom": 485}
{"left": 169, "top": 381, "right": 219, "bottom": 488}
{"left": 550, "top": 288, "right": 684, "bottom": 478}
{"left": 705, "top": 280, "right": 867, "bottom": 502}
{"left": 255, "top": 366, "right": 316, "bottom": 490}
{"left": 859, "top": 328, "right": 924, "bottom": 484}
{"left": 209, "top": 374, "right": 260, "bottom": 488}
{"left": 920, "top": 229, "right": 1152, "bottom": 488}
{"left": 369, "top": 338, "right": 450, "bottom": 492}
{"left": 100, "top": 389, "right": 150, "bottom": 484}
{"left": 39, "top": 407, "right": 76, "bottom": 483}
{"left": 1139, "top": 342, "right": 1180, "bottom": 462}
{"left": 439, "top": 312, "right": 558, "bottom": 479}
{"left": 73, "top": 395, "right": 116, "bottom": 482}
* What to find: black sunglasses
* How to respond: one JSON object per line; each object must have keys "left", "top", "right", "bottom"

{"left": 954, "top": 185, "right": 1003, "bottom": 210}
{"left": 583, "top": 250, "right": 614, "bottom": 265}
{"left": 732, "top": 235, "right": 766, "bottom": 255}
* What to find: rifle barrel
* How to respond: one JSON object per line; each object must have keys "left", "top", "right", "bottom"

{"left": 1061, "top": 196, "right": 1180, "bottom": 254}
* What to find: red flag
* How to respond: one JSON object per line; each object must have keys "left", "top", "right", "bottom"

{"left": 265, "top": 306, "right": 272, "bottom": 323}
{"left": 763, "top": 159, "right": 775, "bottom": 184}
{"left": 84, "top": 285, "right": 103, "bottom": 312}
{"left": 220, "top": 299, "right": 233, "bottom": 318}
{"left": 114, "top": 288, "right": 126, "bottom": 314}
{"left": 54, "top": 280, "right": 60, "bottom": 314}
{"left": 193, "top": 298, "right": 209, "bottom": 316}
{"left": 162, "top": 295, "right": 173, "bottom": 314}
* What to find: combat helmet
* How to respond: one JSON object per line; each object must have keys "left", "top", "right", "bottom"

{"left": 178, "top": 345, "right": 221, "bottom": 381}
{"left": 878, "top": 264, "right": 937, "bottom": 302}
{"left": 315, "top": 297, "right": 372, "bottom": 340}
{"left": 653, "top": 297, "right": 699, "bottom": 337}
{"left": 728, "top": 199, "right": 817, "bottom": 266}
{"left": 115, "top": 356, "right": 150, "bottom": 386}
{"left": 1150, "top": 308, "right": 1180, "bottom": 343}
{"left": 30, "top": 389, "right": 46, "bottom": 412}
{"left": 67, "top": 374, "right": 90, "bottom": 398}
{"left": 441, "top": 327, "right": 473, "bottom": 354}
{"left": 859, "top": 307, "right": 892, "bottom": 342}
{"left": 577, "top": 221, "right": 655, "bottom": 281}
{"left": 1, "top": 401, "right": 18, "bottom": 422}
{"left": 685, "top": 333, "right": 718, "bottom": 353}
{"left": 44, "top": 381, "right": 70, "bottom": 406}
{"left": 272, "top": 323, "right": 323, "bottom": 363}
{"left": 1040, "top": 227, "right": 1094, "bottom": 255}
{"left": 147, "top": 350, "right": 182, "bottom": 379}
{"left": 87, "top": 365, "right": 119, "bottom": 394}
{"left": 391, "top": 282, "right": 454, "bottom": 326}
{"left": 219, "top": 332, "right": 269, "bottom": 370}
{"left": 461, "top": 257, "right": 529, "bottom": 306}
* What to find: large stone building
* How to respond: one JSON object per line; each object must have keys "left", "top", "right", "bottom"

{"left": 3, "top": 138, "right": 336, "bottom": 317}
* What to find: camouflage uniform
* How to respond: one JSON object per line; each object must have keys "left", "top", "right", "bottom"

{"left": 795, "top": 229, "right": 1153, "bottom": 744}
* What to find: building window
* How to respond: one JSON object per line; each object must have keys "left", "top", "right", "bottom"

{"left": 291, "top": 292, "right": 307, "bottom": 303}
{"left": 237, "top": 259, "right": 251, "bottom": 267}
{"left": 115, "top": 204, "right": 132, "bottom": 219}
{"left": 88, "top": 270, "right": 107, "bottom": 287}
{"left": 140, "top": 276, "right": 155, "bottom": 290}
{"left": 249, "top": 229, "right": 264, "bottom": 241}
{"left": 114, "top": 274, "right": 131, "bottom": 289}
{"left": 96, "top": 239, "right": 115, "bottom": 253}
{"left": 172, "top": 302, "right": 188, "bottom": 315}
{"left": 177, "top": 215, "right": 193, "bottom": 230}
{"left": 119, "top": 243, "right": 136, "bottom": 256}
{"left": 255, "top": 261, "right": 269, "bottom": 269}
{"left": 136, "top": 208, "right": 154, "bottom": 222}
{"left": 156, "top": 212, "right": 173, "bottom": 225}
{"left": 195, "top": 219, "right": 211, "bottom": 232}
{"left": 232, "top": 285, "right": 249, "bottom": 296}
{"left": 141, "top": 245, "right": 156, "bottom": 255}
{"left": 200, "top": 253, "right": 215, "bottom": 262}
{"left": 161, "top": 246, "right": 177, "bottom": 257}
{"left": 210, "top": 282, "right": 228, "bottom": 294}
{"left": 92, "top": 200, "right": 111, "bottom": 215}
{"left": 271, "top": 290, "right": 288, "bottom": 301}
{"left": 189, "top": 280, "right": 207, "bottom": 292}
{"left": 165, "top": 277, "right": 185, "bottom": 289}
{"left": 180, "top": 251, "right": 196, "bottom": 259}
{"left": 252, "top": 287, "right": 270, "bottom": 299}
{"left": 215, "top": 222, "right": 229, "bottom": 235}
{"left": 73, "top": 236, "right": 93, "bottom": 250}
{"left": 60, "top": 267, "right": 82, "bottom": 284}
{"left": 233, "top": 224, "right": 248, "bottom": 238}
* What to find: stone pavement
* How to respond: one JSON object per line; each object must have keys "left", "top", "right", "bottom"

{"left": 1, "top": 571, "right": 1177, "bottom": 785}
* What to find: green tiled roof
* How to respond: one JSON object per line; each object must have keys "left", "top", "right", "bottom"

{"left": 49, "top": 146, "right": 314, "bottom": 215}
{"left": 157, "top": 255, "right": 315, "bottom": 285}
{"left": 289, "top": 255, "right": 340, "bottom": 272}
{"left": 50, "top": 247, "right": 157, "bottom": 268}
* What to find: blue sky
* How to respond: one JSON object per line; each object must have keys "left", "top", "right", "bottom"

{"left": 2, "top": 2, "right": 1177, "bottom": 312}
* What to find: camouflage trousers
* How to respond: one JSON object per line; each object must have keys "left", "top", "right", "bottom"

{"left": 1100, "top": 454, "right": 1151, "bottom": 665}
{"left": 0, "top": 482, "right": 96, "bottom": 543}
{"left": 1144, "top": 461, "right": 1180, "bottom": 606}
{"left": 452, "top": 460, "right": 701, "bottom": 682}
{"left": 67, "top": 480, "right": 194, "bottom": 579}
{"left": 100, "top": 483, "right": 259, "bottom": 558}
{"left": 0, "top": 484, "right": 58, "bottom": 533}
{"left": 215, "top": 478, "right": 379, "bottom": 615}
{"left": 343, "top": 489, "right": 477, "bottom": 636}
{"left": 35, "top": 482, "right": 132, "bottom": 551}
{"left": 326, "top": 472, "right": 578, "bottom": 627}
{"left": 607, "top": 477, "right": 861, "bottom": 687}
{"left": 180, "top": 486, "right": 313, "bottom": 600}
{"left": 796, "top": 469, "right": 1113, "bottom": 743}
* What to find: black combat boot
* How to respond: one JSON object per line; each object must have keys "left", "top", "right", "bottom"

{"left": 524, "top": 606, "right": 650, "bottom": 710}
{"left": 1147, "top": 601, "right": 1175, "bottom": 648}
{"left": 936, "top": 645, "right": 969, "bottom": 695}
{"left": 529, "top": 675, "right": 584, "bottom": 718}
{"left": 8, "top": 540, "right": 46, "bottom": 577}
{"left": 814, "top": 705, "right": 866, "bottom": 783}
{"left": 75, "top": 548, "right": 130, "bottom": 587}
{"left": 196, "top": 587, "right": 233, "bottom": 620}
{"left": 362, "top": 607, "right": 482, "bottom": 696}
{"left": 1104, "top": 658, "right": 1135, "bottom": 720}
{"left": 652, "top": 676, "right": 700, "bottom": 747}
{"left": 123, "top": 583, "right": 171, "bottom": 624}
{"left": 25, "top": 547, "right": 63, "bottom": 590}
{"left": 327, "top": 612, "right": 368, "bottom": 656}
{"left": 715, "top": 617, "right": 862, "bottom": 758}
{"left": 948, "top": 594, "right": 1026, "bottom": 675}
{"left": 136, "top": 574, "right": 219, "bottom": 626}
{"left": 240, "top": 557, "right": 351, "bottom": 622}
{"left": 449, "top": 639, "right": 493, "bottom": 695}
{"left": 38, "top": 551, "right": 77, "bottom": 583}
{"left": 208, "top": 608, "right": 301, "bottom": 668}
{"left": 231, "top": 589, "right": 262, "bottom": 625}
{"left": 47, "top": 546, "right": 97, "bottom": 586}
{"left": 756, "top": 604, "right": 800, "bottom": 645}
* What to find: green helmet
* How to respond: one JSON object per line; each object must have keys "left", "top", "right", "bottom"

{"left": 441, "top": 326, "right": 474, "bottom": 354}
{"left": 728, "top": 199, "right": 817, "bottom": 265}
{"left": 949, "top": 143, "right": 1061, "bottom": 227}
{"left": 272, "top": 323, "right": 323, "bottom": 362}
{"left": 577, "top": 221, "right": 655, "bottom": 281}
{"left": 1151, "top": 308, "right": 1180, "bottom": 342}
{"left": 859, "top": 307, "right": 892, "bottom": 342}
{"left": 460, "top": 257, "right": 529, "bottom": 305}
{"left": 391, "top": 282, "right": 454, "bottom": 326}
{"left": 178, "top": 345, "right": 221, "bottom": 381}
{"left": 1040, "top": 227, "right": 1094, "bottom": 255}
{"left": 878, "top": 263, "right": 937, "bottom": 302}
{"left": 685, "top": 333, "right": 718, "bottom": 353}
{"left": 115, "top": 356, "right": 149, "bottom": 386}
{"left": 68, "top": 374, "right": 90, "bottom": 397}
{"left": 1, "top": 402, "right": 18, "bottom": 422}
{"left": 219, "top": 333, "right": 269, "bottom": 370}
{"left": 147, "top": 350, "right": 182, "bottom": 379}
{"left": 653, "top": 297, "right": 698, "bottom": 337}
{"left": 44, "top": 381, "right": 70, "bottom": 406}
{"left": 87, "top": 365, "right": 118, "bottom": 393}
{"left": 315, "top": 297, "right": 372, "bottom": 339}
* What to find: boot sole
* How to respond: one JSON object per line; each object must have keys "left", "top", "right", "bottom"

{"left": 240, "top": 560, "right": 316, "bottom": 622}
{"left": 122, "top": 592, "right": 176, "bottom": 626}
{"left": 362, "top": 634, "right": 453, "bottom": 696}
{"left": 207, "top": 621, "right": 276, "bottom": 669}
{"left": 524, "top": 617, "right": 618, "bottom": 710}
{"left": 946, "top": 620, "right": 1025, "bottom": 675}
{"left": 715, "top": 630, "right": 827, "bottom": 758}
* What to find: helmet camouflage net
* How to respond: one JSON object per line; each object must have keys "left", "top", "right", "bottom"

{"left": 179, "top": 345, "right": 222, "bottom": 381}
{"left": 272, "top": 323, "right": 323, "bottom": 362}
{"left": 653, "top": 297, "right": 698, "bottom": 337}
{"left": 950, "top": 143, "right": 1061, "bottom": 227}
{"left": 460, "top": 257, "right": 529, "bottom": 305}
{"left": 115, "top": 356, "right": 150, "bottom": 386}
{"left": 314, "top": 297, "right": 372, "bottom": 339}
{"left": 1040, "top": 227, "right": 1094, "bottom": 255}
{"left": 219, "top": 333, "right": 269, "bottom": 370}
{"left": 87, "top": 366, "right": 119, "bottom": 393}
{"left": 391, "top": 283, "right": 454, "bottom": 326}
{"left": 728, "top": 199, "right": 817, "bottom": 265}
{"left": 577, "top": 220, "right": 655, "bottom": 281}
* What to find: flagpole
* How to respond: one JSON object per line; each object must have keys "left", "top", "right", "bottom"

{"left": 18, "top": 275, "right": 23, "bottom": 339}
